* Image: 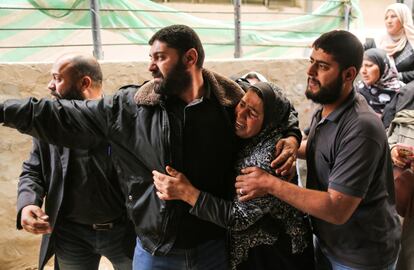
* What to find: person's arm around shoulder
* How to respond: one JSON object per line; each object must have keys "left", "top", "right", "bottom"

{"left": 17, "top": 139, "right": 51, "bottom": 234}
{"left": 272, "top": 136, "right": 299, "bottom": 176}
{"left": 236, "top": 167, "right": 361, "bottom": 225}
{"left": 271, "top": 105, "right": 301, "bottom": 176}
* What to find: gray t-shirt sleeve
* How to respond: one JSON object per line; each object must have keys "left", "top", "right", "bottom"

{"left": 328, "top": 135, "right": 382, "bottom": 198}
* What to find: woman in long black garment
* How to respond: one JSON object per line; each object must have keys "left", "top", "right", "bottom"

{"left": 153, "top": 82, "right": 314, "bottom": 270}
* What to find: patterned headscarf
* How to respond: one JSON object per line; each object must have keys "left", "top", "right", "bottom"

{"left": 364, "top": 48, "right": 401, "bottom": 91}
{"left": 379, "top": 3, "right": 414, "bottom": 56}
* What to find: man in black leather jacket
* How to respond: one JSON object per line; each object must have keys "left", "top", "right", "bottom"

{"left": 16, "top": 54, "right": 134, "bottom": 270}
{"left": 1, "top": 25, "right": 301, "bottom": 270}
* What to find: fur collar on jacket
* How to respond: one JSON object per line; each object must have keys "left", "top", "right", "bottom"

{"left": 134, "top": 68, "right": 244, "bottom": 107}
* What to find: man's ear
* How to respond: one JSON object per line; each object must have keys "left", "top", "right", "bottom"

{"left": 343, "top": 67, "right": 357, "bottom": 82}
{"left": 78, "top": 76, "right": 94, "bottom": 100}
{"left": 183, "top": 48, "right": 198, "bottom": 67}
{"left": 80, "top": 76, "right": 92, "bottom": 91}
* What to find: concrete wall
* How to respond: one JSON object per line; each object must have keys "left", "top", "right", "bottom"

{"left": 0, "top": 59, "right": 314, "bottom": 269}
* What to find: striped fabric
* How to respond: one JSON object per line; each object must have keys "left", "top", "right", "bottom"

{"left": 0, "top": 0, "right": 363, "bottom": 62}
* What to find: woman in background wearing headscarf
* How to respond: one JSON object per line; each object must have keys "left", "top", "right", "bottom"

{"left": 365, "top": 3, "right": 414, "bottom": 84}
{"left": 357, "top": 48, "right": 403, "bottom": 117}
{"left": 153, "top": 82, "right": 314, "bottom": 270}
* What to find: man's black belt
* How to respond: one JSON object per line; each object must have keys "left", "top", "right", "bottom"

{"left": 91, "top": 215, "right": 126, "bottom": 231}
{"left": 63, "top": 215, "right": 126, "bottom": 231}
{"left": 92, "top": 222, "right": 114, "bottom": 231}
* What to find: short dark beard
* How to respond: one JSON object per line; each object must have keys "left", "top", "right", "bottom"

{"left": 62, "top": 86, "right": 84, "bottom": 100}
{"left": 305, "top": 74, "right": 343, "bottom": 104}
{"left": 154, "top": 58, "right": 192, "bottom": 96}
{"left": 52, "top": 82, "right": 84, "bottom": 100}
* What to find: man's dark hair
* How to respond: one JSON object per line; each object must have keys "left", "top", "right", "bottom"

{"left": 70, "top": 55, "right": 103, "bottom": 87}
{"left": 149, "top": 24, "right": 205, "bottom": 69}
{"left": 313, "top": 30, "right": 363, "bottom": 73}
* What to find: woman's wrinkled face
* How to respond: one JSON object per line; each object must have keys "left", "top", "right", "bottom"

{"left": 385, "top": 10, "right": 403, "bottom": 36}
{"left": 235, "top": 90, "right": 264, "bottom": 139}
{"left": 360, "top": 59, "right": 381, "bottom": 86}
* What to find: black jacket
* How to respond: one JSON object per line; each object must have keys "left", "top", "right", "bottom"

{"left": 3, "top": 69, "right": 300, "bottom": 255}
{"left": 17, "top": 140, "right": 68, "bottom": 270}
{"left": 16, "top": 139, "right": 135, "bottom": 269}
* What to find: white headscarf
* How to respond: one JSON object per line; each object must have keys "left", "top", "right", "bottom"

{"left": 379, "top": 3, "right": 414, "bottom": 56}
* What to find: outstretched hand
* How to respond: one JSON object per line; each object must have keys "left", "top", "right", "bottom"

{"left": 153, "top": 166, "right": 200, "bottom": 206}
{"left": 235, "top": 167, "right": 274, "bottom": 202}
{"left": 271, "top": 136, "right": 298, "bottom": 176}
{"left": 21, "top": 205, "right": 51, "bottom": 235}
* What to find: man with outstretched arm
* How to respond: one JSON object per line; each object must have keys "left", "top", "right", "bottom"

{"left": 1, "top": 25, "right": 300, "bottom": 269}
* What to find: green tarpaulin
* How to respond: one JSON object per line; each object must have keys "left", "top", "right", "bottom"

{"left": 0, "top": 0, "right": 363, "bottom": 62}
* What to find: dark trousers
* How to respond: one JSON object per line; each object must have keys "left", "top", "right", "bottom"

{"left": 54, "top": 219, "right": 132, "bottom": 270}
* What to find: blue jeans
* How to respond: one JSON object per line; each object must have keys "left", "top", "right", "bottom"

{"left": 314, "top": 237, "right": 397, "bottom": 270}
{"left": 54, "top": 219, "right": 132, "bottom": 270}
{"left": 133, "top": 238, "right": 228, "bottom": 270}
